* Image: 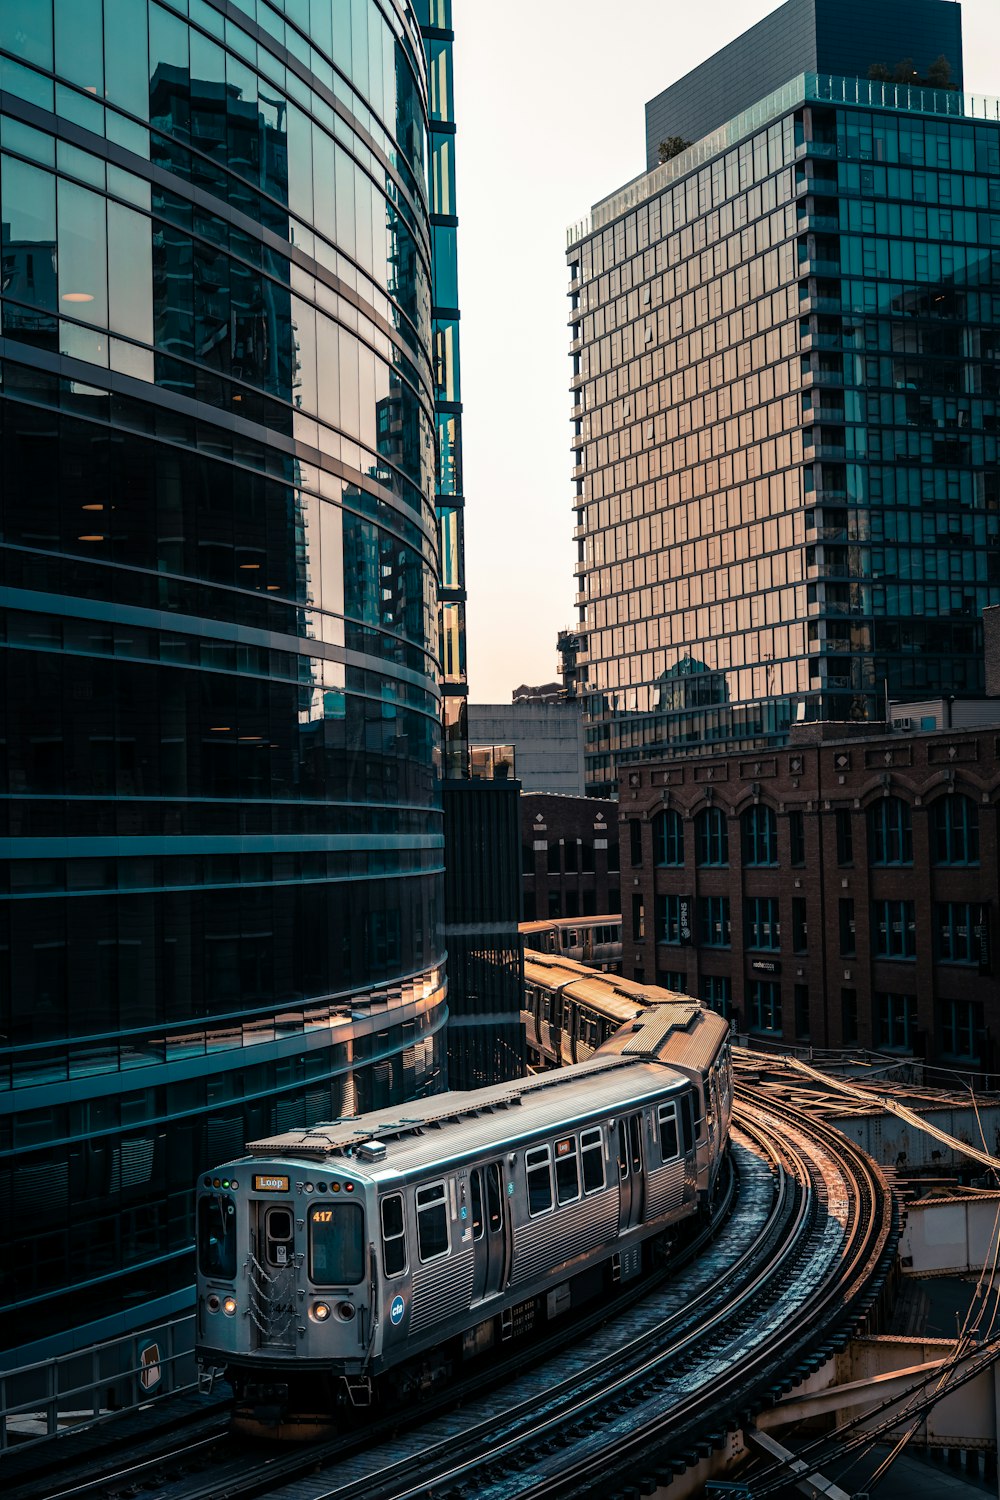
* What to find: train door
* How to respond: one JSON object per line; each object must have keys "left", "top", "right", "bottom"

{"left": 470, "top": 1161, "right": 507, "bottom": 1304}
{"left": 616, "top": 1114, "right": 645, "bottom": 1234}
{"left": 248, "top": 1201, "right": 297, "bottom": 1350}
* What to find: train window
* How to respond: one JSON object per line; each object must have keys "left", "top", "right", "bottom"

{"left": 555, "top": 1138, "right": 580, "bottom": 1205}
{"left": 309, "top": 1202, "right": 364, "bottom": 1285}
{"left": 629, "top": 1115, "right": 643, "bottom": 1175}
{"left": 198, "top": 1194, "right": 236, "bottom": 1279}
{"left": 658, "top": 1104, "right": 679, "bottom": 1162}
{"left": 415, "top": 1182, "right": 450, "bottom": 1262}
{"left": 616, "top": 1121, "right": 629, "bottom": 1180}
{"left": 679, "top": 1092, "right": 697, "bottom": 1155}
{"left": 581, "top": 1129, "right": 605, "bottom": 1193}
{"left": 470, "top": 1171, "right": 484, "bottom": 1240}
{"left": 526, "top": 1147, "right": 553, "bottom": 1216}
{"left": 380, "top": 1193, "right": 407, "bottom": 1277}
{"left": 265, "top": 1205, "right": 295, "bottom": 1267}
{"left": 486, "top": 1163, "right": 504, "bottom": 1233}
{"left": 543, "top": 997, "right": 551, "bottom": 1023}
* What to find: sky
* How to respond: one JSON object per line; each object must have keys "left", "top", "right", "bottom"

{"left": 452, "top": 0, "right": 1000, "bottom": 703}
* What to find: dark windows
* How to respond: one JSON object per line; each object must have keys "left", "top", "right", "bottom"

{"left": 310, "top": 1202, "right": 364, "bottom": 1284}
{"left": 876, "top": 993, "right": 917, "bottom": 1052}
{"left": 526, "top": 1146, "right": 553, "bottom": 1216}
{"left": 547, "top": 842, "right": 560, "bottom": 873}
{"left": 659, "top": 969, "right": 688, "bottom": 993}
{"left": 698, "top": 895, "right": 731, "bottom": 948}
{"left": 700, "top": 974, "right": 732, "bottom": 1017}
{"left": 555, "top": 1139, "right": 580, "bottom": 1205}
{"left": 839, "top": 898, "right": 856, "bottom": 956}
{"left": 485, "top": 1163, "right": 504, "bottom": 1233}
{"left": 415, "top": 1183, "right": 449, "bottom": 1262}
{"left": 788, "top": 810, "right": 806, "bottom": 867}
{"left": 198, "top": 1193, "right": 236, "bottom": 1279}
{"left": 581, "top": 1128, "right": 605, "bottom": 1193}
{"left": 679, "top": 1091, "right": 696, "bottom": 1154}
{"left": 380, "top": 1193, "right": 406, "bottom": 1276}
{"left": 750, "top": 980, "right": 781, "bottom": 1033}
{"left": 745, "top": 897, "right": 780, "bottom": 950}
{"left": 658, "top": 1104, "right": 679, "bottom": 1161}
{"left": 654, "top": 808, "right": 684, "bottom": 866}
{"left": 791, "top": 897, "right": 808, "bottom": 953}
{"left": 940, "top": 999, "right": 983, "bottom": 1061}
{"left": 742, "top": 804, "right": 777, "bottom": 865}
{"left": 656, "top": 893, "right": 690, "bottom": 945}
{"left": 872, "top": 900, "right": 916, "bottom": 960}
{"left": 632, "top": 894, "right": 645, "bottom": 941}
{"left": 931, "top": 796, "right": 979, "bottom": 866}
{"left": 835, "top": 809, "right": 854, "bottom": 866}
{"left": 695, "top": 807, "right": 728, "bottom": 866}
{"left": 934, "top": 903, "right": 977, "bottom": 964}
{"left": 868, "top": 798, "right": 912, "bottom": 865}
{"left": 629, "top": 819, "right": 643, "bottom": 866}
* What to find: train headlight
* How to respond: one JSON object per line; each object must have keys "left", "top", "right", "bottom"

{"left": 223, "top": 1296, "right": 238, "bottom": 1316}
{"left": 207, "top": 1294, "right": 221, "bottom": 1314}
{"left": 311, "top": 1301, "right": 332, "bottom": 1323}
{"left": 337, "top": 1301, "right": 356, "bottom": 1322}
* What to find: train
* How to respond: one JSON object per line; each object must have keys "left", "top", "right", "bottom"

{"left": 195, "top": 999, "right": 733, "bottom": 1437}
{"left": 523, "top": 951, "right": 701, "bottom": 1069}
{"left": 520, "top": 914, "right": 623, "bottom": 970}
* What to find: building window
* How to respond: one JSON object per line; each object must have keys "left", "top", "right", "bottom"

{"left": 931, "top": 795, "right": 979, "bottom": 866}
{"left": 835, "top": 808, "right": 854, "bottom": 865}
{"left": 629, "top": 819, "right": 643, "bottom": 867}
{"left": 700, "top": 974, "right": 732, "bottom": 1018}
{"left": 745, "top": 897, "right": 780, "bottom": 951}
{"left": 742, "top": 804, "right": 778, "bottom": 865}
{"left": 934, "top": 903, "right": 977, "bottom": 964}
{"left": 842, "top": 987, "right": 858, "bottom": 1045}
{"left": 838, "top": 898, "right": 856, "bottom": 956}
{"left": 749, "top": 980, "right": 781, "bottom": 1033}
{"left": 547, "top": 890, "right": 561, "bottom": 918}
{"left": 656, "top": 893, "right": 687, "bottom": 945}
{"left": 940, "top": 998, "right": 983, "bottom": 1061}
{"left": 632, "top": 893, "right": 645, "bottom": 941}
{"left": 697, "top": 895, "right": 731, "bottom": 948}
{"left": 876, "top": 992, "right": 917, "bottom": 1052}
{"left": 521, "top": 843, "right": 534, "bottom": 874}
{"left": 794, "top": 984, "right": 810, "bottom": 1039}
{"left": 788, "top": 810, "right": 806, "bottom": 866}
{"left": 564, "top": 840, "right": 578, "bottom": 873}
{"left": 872, "top": 900, "right": 917, "bottom": 960}
{"left": 695, "top": 807, "right": 729, "bottom": 866}
{"left": 791, "top": 897, "right": 808, "bottom": 953}
{"left": 868, "top": 797, "right": 912, "bottom": 865}
{"left": 547, "top": 842, "right": 560, "bottom": 873}
{"left": 659, "top": 969, "right": 689, "bottom": 993}
{"left": 653, "top": 808, "right": 684, "bottom": 866}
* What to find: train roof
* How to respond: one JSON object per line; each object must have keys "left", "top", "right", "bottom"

{"left": 240, "top": 1004, "right": 729, "bottom": 1182}
{"left": 244, "top": 1053, "right": 689, "bottom": 1181}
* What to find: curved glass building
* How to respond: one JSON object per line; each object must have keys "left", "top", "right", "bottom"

{"left": 0, "top": 0, "right": 447, "bottom": 1375}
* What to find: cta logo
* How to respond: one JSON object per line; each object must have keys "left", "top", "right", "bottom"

{"left": 390, "top": 1294, "right": 405, "bottom": 1325}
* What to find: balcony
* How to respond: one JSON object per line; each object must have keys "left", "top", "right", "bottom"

{"left": 801, "top": 366, "right": 845, "bottom": 387}
{"left": 799, "top": 330, "right": 843, "bottom": 352}
{"left": 799, "top": 211, "right": 840, "bottom": 234}
{"left": 797, "top": 139, "right": 838, "bottom": 158}
{"left": 798, "top": 257, "right": 841, "bottom": 278}
{"left": 803, "top": 404, "right": 846, "bottom": 424}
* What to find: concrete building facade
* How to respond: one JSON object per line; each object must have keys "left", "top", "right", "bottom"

{"left": 469, "top": 701, "right": 586, "bottom": 796}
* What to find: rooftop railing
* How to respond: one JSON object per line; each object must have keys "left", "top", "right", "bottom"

{"left": 567, "top": 73, "right": 1000, "bottom": 246}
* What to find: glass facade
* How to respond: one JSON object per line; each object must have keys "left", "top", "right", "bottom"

{"left": 0, "top": 0, "right": 447, "bottom": 1365}
{"left": 568, "top": 75, "right": 1000, "bottom": 794}
{"left": 415, "top": 0, "right": 467, "bottom": 777}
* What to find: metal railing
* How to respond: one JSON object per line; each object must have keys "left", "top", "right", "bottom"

{"left": 568, "top": 73, "right": 1000, "bottom": 246}
{"left": 0, "top": 1312, "right": 199, "bottom": 1454}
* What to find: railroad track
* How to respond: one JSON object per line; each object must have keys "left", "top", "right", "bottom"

{"left": 30, "top": 1092, "right": 895, "bottom": 1500}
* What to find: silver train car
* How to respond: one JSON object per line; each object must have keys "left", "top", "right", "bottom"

{"left": 523, "top": 952, "right": 697, "bottom": 1069}
{"left": 196, "top": 1003, "right": 732, "bottom": 1437}
{"left": 520, "top": 915, "right": 623, "bottom": 970}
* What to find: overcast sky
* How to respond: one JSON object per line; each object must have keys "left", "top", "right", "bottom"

{"left": 452, "top": 0, "right": 1000, "bottom": 703}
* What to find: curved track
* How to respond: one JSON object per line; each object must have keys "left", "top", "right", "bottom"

{"left": 29, "top": 1091, "right": 895, "bottom": 1500}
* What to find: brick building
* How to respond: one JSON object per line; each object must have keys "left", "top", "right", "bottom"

{"left": 521, "top": 794, "right": 620, "bottom": 923}
{"left": 621, "top": 721, "right": 1000, "bottom": 1069}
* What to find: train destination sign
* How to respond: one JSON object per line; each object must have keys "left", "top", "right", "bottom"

{"left": 254, "top": 1175, "right": 290, "bottom": 1192}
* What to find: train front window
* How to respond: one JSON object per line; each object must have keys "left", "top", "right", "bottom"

{"left": 680, "top": 1091, "right": 697, "bottom": 1154}
{"left": 629, "top": 1115, "right": 643, "bottom": 1174}
{"left": 470, "top": 1171, "right": 484, "bottom": 1239}
{"left": 581, "top": 1128, "right": 605, "bottom": 1193}
{"left": 309, "top": 1202, "right": 364, "bottom": 1285}
{"left": 198, "top": 1194, "right": 236, "bottom": 1279}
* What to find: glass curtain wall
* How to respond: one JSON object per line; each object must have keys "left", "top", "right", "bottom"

{"left": 0, "top": 0, "right": 447, "bottom": 1367}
